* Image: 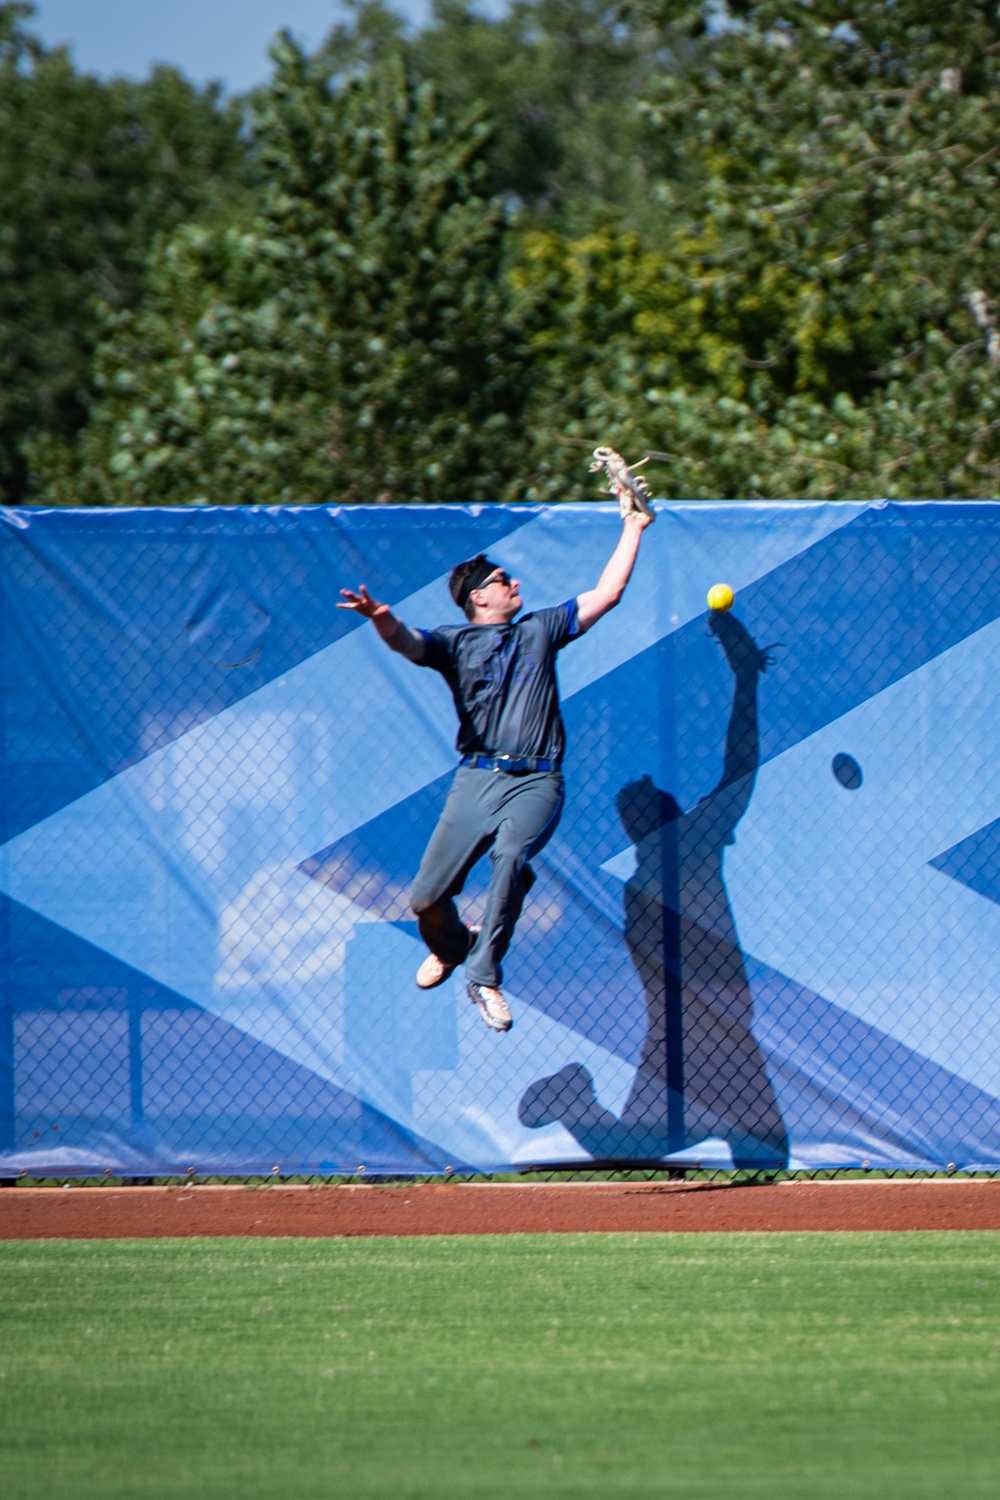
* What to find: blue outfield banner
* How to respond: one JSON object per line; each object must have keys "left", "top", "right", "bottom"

{"left": 2, "top": 500, "right": 1000, "bottom": 1177}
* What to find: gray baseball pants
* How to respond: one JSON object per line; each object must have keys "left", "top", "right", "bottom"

{"left": 410, "top": 767, "right": 564, "bottom": 987}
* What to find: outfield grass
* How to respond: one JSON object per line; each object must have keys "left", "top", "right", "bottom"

{"left": 1, "top": 1233, "right": 997, "bottom": 1498}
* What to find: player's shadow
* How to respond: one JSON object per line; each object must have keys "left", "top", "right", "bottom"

{"left": 518, "top": 611, "right": 789, "bottom": 1170}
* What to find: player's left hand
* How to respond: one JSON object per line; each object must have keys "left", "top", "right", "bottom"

{"left": 621, "top": 508, "right": 654, "bottom": 531}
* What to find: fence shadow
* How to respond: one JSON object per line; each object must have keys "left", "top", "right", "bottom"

{"left": 519, "top": 611, "right": 788, "bottom": 1169}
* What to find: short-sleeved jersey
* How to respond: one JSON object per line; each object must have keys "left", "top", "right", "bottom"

{"left": 417, "top": 600, "right": 581, "bottom": 763}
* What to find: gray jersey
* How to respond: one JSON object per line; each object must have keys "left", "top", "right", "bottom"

{"left": 417, "top": 600, "right": 581, "bottom": 763}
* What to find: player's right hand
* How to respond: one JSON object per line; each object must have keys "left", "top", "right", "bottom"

{"left": 338, "top": 584, "right": 383, "bottom": 618}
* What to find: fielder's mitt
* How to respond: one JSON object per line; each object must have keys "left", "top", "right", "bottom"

{"left": 589, "top": 446, "right": 656, "bottom": 523}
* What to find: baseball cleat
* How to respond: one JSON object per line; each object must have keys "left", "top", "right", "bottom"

{"left": 415, "top": 927, "right": 479, "bottom": 990}
{"left": 416, "top": 953, "right": 458, "bottom": 989}
{"left": 467, "top": 981, "right": 512, "bottom": 1032}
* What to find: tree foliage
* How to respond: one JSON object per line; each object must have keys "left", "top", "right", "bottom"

{"left": 319, "top": 0, "right": 672, "bottom": 224}
{"left": 10, "top": 0, "right": 1000, "bottom": 504}
{"left": 34, "top": 44, "right": 530, "bottom": 506}
{"left": 515, "top": 0, "right": 1000, "bottom": 499}
{"left": 0, "top": 3, "right": 248, "bottom": 501}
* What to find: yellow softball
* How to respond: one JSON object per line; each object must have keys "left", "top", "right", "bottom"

{"left": 707, "top": 583, "right": 735, "bottom": 612}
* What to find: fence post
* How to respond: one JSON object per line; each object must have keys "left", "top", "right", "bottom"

{"left": 0, "top": 975, "right": 13, "bottom": 1153}
{"left": 0, "top": 577, "right": 13, "bottom": 1157}
{"left": 128, "top": 990, "right": 144, "bottom": 1130}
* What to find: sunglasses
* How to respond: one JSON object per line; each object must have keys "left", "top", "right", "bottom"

{"left": 478, "top": 570, "right": 513, "bottom": 590}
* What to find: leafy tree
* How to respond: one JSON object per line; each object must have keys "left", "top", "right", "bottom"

{"left": 21, "top": 0, "right": 1000, "bottom": 506}
{"left": 35, "top": 43, "right": 530, "bottom": 506}
{"left": 319, "top": 0, "right": 673, "bottom": 225}
{"left": 0, "top": 3, "right": 247, "bottom": 500}
{"left": 516, "top": 0, "right": 1000, "bottom": 499}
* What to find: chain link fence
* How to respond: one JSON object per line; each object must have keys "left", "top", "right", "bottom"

{"left": 2, "top": 500, "right": 1000, "bottom": 1183}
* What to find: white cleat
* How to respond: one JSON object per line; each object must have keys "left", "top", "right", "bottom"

{"left": 467, "top": 981, "right": 512, "bottom": 1033}
{"left": 416, "top": 952, "right": 459, "bottom": 990}
{"left": 415, "top": 927, "right": 479, "bottom": 990}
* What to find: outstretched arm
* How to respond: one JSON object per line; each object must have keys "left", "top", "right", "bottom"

{"left": 575, "top": 512, "right": 653, "bottom": 634}
{"left": 337, "top": 585, "right": 425, "bottom": 663}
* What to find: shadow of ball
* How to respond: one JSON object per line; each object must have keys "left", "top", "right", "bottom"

{"left": 832, "top": 752, "right": 862, "bottom": 790}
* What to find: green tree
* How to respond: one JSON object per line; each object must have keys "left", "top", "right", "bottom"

{"left": 0, "top": 3, "right": 247, "bottom": 500}
{"left": 35, "top": 42, "right": 530, "bottom": 506}
{"left": 319, "top": 0, "right": 673, "bottom": 226}
{"left": 24, "top": 0, "right": 1000, "bottom": 506}
{"left": 516, "top": 0, "right": 1000, "bottom": 499}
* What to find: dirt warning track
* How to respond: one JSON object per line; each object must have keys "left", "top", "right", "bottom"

{"left": 2, "top": 1179, "right": 999, "bottom": 1238}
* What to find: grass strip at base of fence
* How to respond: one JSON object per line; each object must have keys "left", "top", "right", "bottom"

{"left": 1, "top": 1234, "right": 998, "bottom": 1498}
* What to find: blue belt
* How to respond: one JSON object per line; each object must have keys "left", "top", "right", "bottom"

{"left": 461, "top": 754, "right": 559, "bottom": 774}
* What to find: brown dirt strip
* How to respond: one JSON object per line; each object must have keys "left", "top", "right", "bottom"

{"left": 1, "top": 1180, "right": 999, "bottom": 1238}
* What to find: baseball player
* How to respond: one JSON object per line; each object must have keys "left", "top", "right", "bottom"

{"left": 339, "top": 510, "right": 652, "bottom": 1032}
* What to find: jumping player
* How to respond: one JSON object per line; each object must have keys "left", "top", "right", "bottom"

{"left": 339, "top": 510, "right": 652, "bottom": 1032}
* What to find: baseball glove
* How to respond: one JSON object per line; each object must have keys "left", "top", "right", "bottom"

{"left": 589, "top": 447, "right": 656, "bottom": 523}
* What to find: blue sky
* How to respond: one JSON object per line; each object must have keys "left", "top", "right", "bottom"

{"left": 29, "top": 1, "right": 433, "bottom": 93}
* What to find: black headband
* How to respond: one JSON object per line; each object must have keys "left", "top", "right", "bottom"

{"left": 456, "top": 556, "right": 501, "bottom": 610}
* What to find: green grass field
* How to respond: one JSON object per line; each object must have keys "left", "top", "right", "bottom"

{"left": 1, "top": 1233, "right": 997, "bottom": 1498}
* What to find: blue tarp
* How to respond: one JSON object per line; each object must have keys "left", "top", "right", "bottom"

{"left": 2, "top": 500, "right": 999, "bottom": 1176}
